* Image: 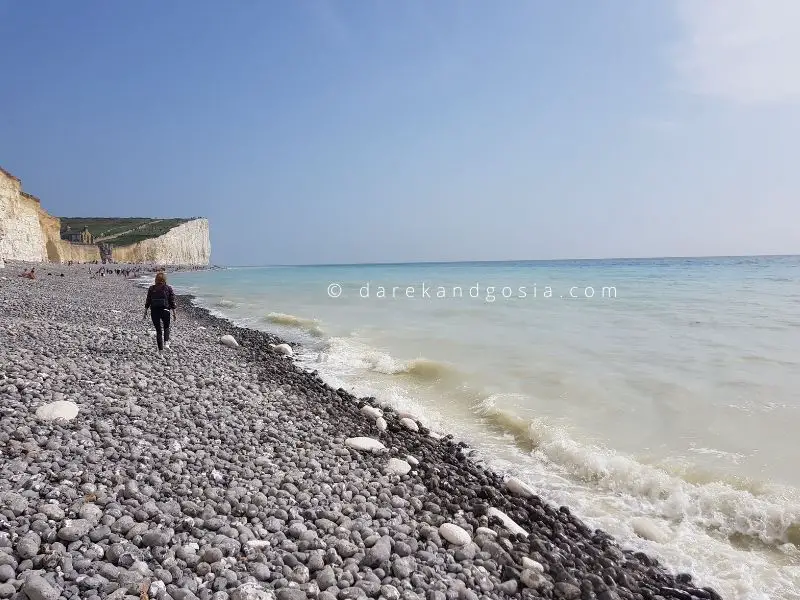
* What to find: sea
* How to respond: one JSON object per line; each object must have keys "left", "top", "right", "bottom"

{"left": 166, "top": 257, "right": 800, "bottom": 600}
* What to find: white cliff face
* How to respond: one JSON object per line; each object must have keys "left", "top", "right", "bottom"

{"left": 0, "top": 170, "right": 47, "bottom": 262}
{"left": 1, "top": 166, "right": 210, "bottom": 265}
{"left": 115, "top": 219, "right": 211, "bottom": 265}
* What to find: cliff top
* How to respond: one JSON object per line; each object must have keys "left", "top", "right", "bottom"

{"left": 60, "top": 217, "right": 197, "bottom": 246}
{"left": 0, "top": 165, "right": 21, "bottom": 183}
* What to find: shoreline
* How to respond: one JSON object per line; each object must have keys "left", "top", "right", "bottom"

{"left": 0, "top": 262, "right": 724, "bottom": 600}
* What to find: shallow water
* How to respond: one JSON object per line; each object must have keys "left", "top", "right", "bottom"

{"left": 169, "top": 257, "right": 800, "bottom": 599}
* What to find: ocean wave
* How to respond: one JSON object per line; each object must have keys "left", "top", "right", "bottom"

{"left": 389, "top": 357, "right": 459, "bottom": 382}
{"left": 316, "top": 337, "right": 458, "bottom": 383}
{"left": 263, "top": 312, "right": 325, "bottom": 337}
{"left": 215, "top": 298, "right": 237, "bottom": 308}
{"left": 474, "top": 396, "right": 800, "bottom": 550}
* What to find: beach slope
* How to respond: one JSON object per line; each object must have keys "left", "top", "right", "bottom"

{"left": 0, "top": 262, "right": 723, "bottom": 600}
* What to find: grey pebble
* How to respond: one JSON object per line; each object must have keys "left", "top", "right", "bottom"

{"left": 21, "top": 574, "right": 60, "bottom": 600}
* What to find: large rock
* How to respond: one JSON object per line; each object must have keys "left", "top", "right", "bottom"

{"left": 438, "top": 523, "right": 471, "bottom": 546}
{"left": 386, "top": 458, "right": 411, "bottom": 475}
{"left": 360, "top": 405, "right": 382, "bottom": 419}
{"left": 269, "top": 343, "right": 293, "bottom": 356}
{"left": 15, "top": 532, "right": 41, "bottom": 559}
{"left": 58, "top": 519, "right": 93, "bottom": 542}
{"left": 1, "top": 492, "right": 27, "bottom": 516}
{"left": 344, "top": 437, "right": 386, "bottom": 453}
{"left": 521, "top": 557, "right": 544, "bottom": 572}
{"left": 505, "top": 477, "right": 535, "bottom": 498}
{"left": 21, "top": 574, "right": 59, "bottom": 600}
{"left": 79, "top": 503, "right": 103, "bottom": 524}
{"left": 230, "top": 582, "right": 275, "bottom": 600}
{"left": 520, "top": 568, "right": 552, "bottom": 591}
{"left": 375, "top": 417, "right": 387, "bottom": 431}
{"left": 35, "top": 400, "right": 79, "bottom": 422}
{"left": 220, "top": 335, "right": 239, "bottom": 348}
{"left": 487, "top": 508, "right": 528, "bottom": 537}
{"left": 399, "top": 417, "right": 419, "bottom": 432}
{"left": 276, "top": 590, "right": 306, "bottom": 600}
{"left": 361, "top": 535, "right": 391, "bottom": 567}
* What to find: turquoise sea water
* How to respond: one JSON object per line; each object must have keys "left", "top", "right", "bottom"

{"left": 168, "top": 257, "right": 800, "bottom": 599}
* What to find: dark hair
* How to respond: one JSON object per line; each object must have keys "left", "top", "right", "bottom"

{"left": 155, "top": 272, "right": 166, "bottom": 285}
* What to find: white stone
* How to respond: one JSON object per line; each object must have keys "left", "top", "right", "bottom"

{"left": 506, "top": 477, "right": 535, "bottom": 498}
{"left": 360, "top": 405, "right": 382, "bottom": 419}
{"left": 246, "top": 540, "right": 271, "bottom": 549}
{"left": 631, "top": 517, "right": 670, "bottom": 543}
{"left": 476, "top": 527, "right": 497, "bottom": 538}
{"left": 149, "top": 581, "right": 167, "bottom": 599}
{"left": 396, "top": 411, "right": 416, "bottom": 420}
{"left": 220, "top": 335, "right": 239, "bottom": 348}
{"left": 270, "top": 343, "right": 293, "bottom": 356}
{"left": 406, "top": 455, "right": 419, "bottom": 466}
{"left": 487, "top": 507, "right": 528, "bottom": 537}
{"left": 521, "top": 558, "right": 544, "bottom": 572}
{"left": 230, "top": 582, "right": 275, "bottom": 600}
{"left": 375, "top": 417, "right": 387, "bottom": 431}
{"left": 439, "top": 523, "right": 472, "bottom": 546}
{"left": 35, "top": 400, "right": 79, "bottom": 422}
{"left": 197, "top": 326, "right": 206, "bottom": 330}
{"left": 344, "top": 437, "right": 386, "bottom": 453}
{"left": 400, "top": 417, "right": 419, "bottom": 432}
{"left": 386, "top": 458, "right": 412, "bottom": 475}
{"left": 429, "top": 432, "right": 442, "bottom": 440}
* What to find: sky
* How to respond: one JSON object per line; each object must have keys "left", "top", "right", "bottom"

{"left": 1, "top": 0, "right": 799, "bottom": 266}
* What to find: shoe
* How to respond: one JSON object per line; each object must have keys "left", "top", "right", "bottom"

{"left": 164, "top": 341, "right": 170, "bottom": 350}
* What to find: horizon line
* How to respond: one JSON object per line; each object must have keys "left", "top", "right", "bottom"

{"left": 212, "top": 253, "right": 800, "bottom": 269}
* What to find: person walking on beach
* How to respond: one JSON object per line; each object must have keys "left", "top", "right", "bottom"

{"left": 144, "top": 271, "right": 176, "bottom": 355}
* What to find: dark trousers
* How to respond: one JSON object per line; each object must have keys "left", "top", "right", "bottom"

{"left": 151, "top": 307, "right": 171, "bottom": 351}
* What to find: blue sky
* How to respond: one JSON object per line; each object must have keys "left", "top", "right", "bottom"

{"left": 1, "top": 1, "right": 799, "bottom": 265}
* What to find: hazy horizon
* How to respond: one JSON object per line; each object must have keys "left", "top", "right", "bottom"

{"left": 2, "top": 1, "right": 799, "bottom": 265}
{"left": 218, "top": 253, "right": 800, "bottom": 268}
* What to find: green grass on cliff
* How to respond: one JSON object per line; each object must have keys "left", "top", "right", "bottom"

{"left": 60, "top": 217, "right": 191, "bottom": 246}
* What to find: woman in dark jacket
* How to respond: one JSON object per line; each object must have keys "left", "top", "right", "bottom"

{"left": 144, "top": 271, "right": 176, "bottom": 354}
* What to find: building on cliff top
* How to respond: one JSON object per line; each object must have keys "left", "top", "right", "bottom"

{"left": 61, "top": 225, "right": 93, "bottom": 244}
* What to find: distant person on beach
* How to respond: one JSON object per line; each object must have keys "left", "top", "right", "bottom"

{"left": 18, "top": 268, "right": 35, "bottom": 279}
{"left": 144, "top": 271, "right": 176, "bottom": 355}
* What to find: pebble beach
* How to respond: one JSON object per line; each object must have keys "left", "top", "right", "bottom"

{"left": 0, "top": 261, "right": 724, "bottom": 600}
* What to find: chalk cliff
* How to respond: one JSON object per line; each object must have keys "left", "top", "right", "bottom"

{"left": 113, "top": 219, "right": 211, "bottom": 265}
{"left": 0, "top": 168, "right": 47, "bottom": 262}
{"left": 0, "top": 167, "right": 210, "bottom": 265}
